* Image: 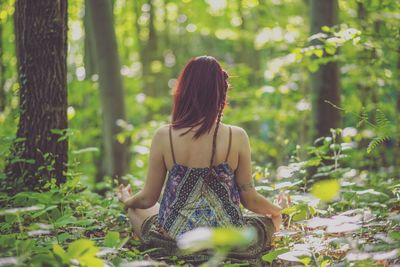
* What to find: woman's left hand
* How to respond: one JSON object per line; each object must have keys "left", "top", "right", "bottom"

{"left": 271, "top": 214, "right": 282, "bottom": 232}
{"left": 116, "top": 184, "right": 132, "bottom": 203}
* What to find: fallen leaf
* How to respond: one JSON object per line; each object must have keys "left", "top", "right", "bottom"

{"left": 278, "top": 250, "right": 311, "bottom": 262}
{"left": 326, "top": 223, "right": 361, "bottom": 233}
{"left": 372, "top": 249, "right": 399, "bottom": 261}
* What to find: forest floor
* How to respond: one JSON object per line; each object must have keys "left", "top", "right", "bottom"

{"left": 0, "top": 167, "right": 399, "bottom": 267}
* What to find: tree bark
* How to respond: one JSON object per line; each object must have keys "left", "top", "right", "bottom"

{"left": 0, "top": 22, "right": 6, "bottom": 112}
{"left": 395, "top": 45, "right": 400, "bottom": 175}
{"left": 87, "top": 0, "right": 129, "bottom": 182}
{"left": 4, "top": 0, "right": 68, "bottom": 192}
{"left": 83, "top": 0, "right": 97, "bottom": 79}
{"left": 310, "top": 0, "right": 341, "bottom": 138}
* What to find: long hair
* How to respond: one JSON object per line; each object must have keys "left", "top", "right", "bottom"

{"left": 172, "top": 56, "right": 229, "bottom": 139}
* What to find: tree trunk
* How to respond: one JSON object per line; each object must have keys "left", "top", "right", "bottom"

{"left": 134, "top": 0, "right": 159, "bottom": 97}
{"left": 87, "top": 0, "right": 129, "bottom": 182}
{"left": 235, "top": 0, "right": 262, "bottom": 85}
{"left": 0, "top": 22, "right": 6, "bottom": 112}
{"left": 163, "top": 0, "right": 170, "bottom": 48}
{"left": 4, "top": 0, "right": 68, "bottom": 192}
{"left": 310, "top": 0, "right": 341, "bottom": 138}
{"left": 395, "top": 45, "right": 400, "bottom": 175}
{"left": 83, "top": 0, "right": 97, "bottom": 79}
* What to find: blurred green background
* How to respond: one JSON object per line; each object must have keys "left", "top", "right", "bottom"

{"left": 0, "top": 0, "right": 399, "bottom": 189}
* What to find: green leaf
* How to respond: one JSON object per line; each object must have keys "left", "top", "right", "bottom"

{"left": 9, "top": 158, "right": 35, "bottom": 164}
{"left": 321, "top": 26, "right": 330, "bottom": 32}
{"left": 53, "top": 244, "right": 69, "bottom": 264}
{"left": 72, "top": 147, "right": 99, "bottom": 154}
{"left": 104, "top": 231, "right": 121, "bottom": 248}
{"left": 307, "top": 61, "right": 319, "bottom": 72}
{"left": 262, "top": 248, "right": 290, "bottom": 263}
{"left": 54, "top": 239, "right": 104, "bottom": 267}
{"left": 57, "top": 233, "right": 72, "bottom": 243}
{"left": 314, "top": 49, "right": 323, "bottom": 58}
{"left": 310, "top": 179, "right": 340, "bottom": 202}
{"left": 31, "top": 205, "right": 58, "bottom": 218}
{"left": 367, "top": 136, "right": 390, "bottom": 154}
{"left": 292, "top": 207, "right": 308, "bottom": 221}
{"left": 375, "top": 109, "right": 390, "bottom": 128}
{"left": 67, "top": 239, "right": 98, "bottom": 258}
{"left": 78, "top": 256, "right": 104, "bottom": 267}
{"left": 54, "top": 214, "right": 77, "bottom": 228}
{"left": 325, "top": 45, "right": 336, "bottom": 55}
{"left": 282, "top": 203, "right": 311, "bottom": 222}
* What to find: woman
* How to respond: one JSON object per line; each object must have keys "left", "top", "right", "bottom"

{"left": 117, "top": 56, "right": 284, "bottom": 264}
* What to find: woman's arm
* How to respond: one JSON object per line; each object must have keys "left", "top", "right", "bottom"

{"left": 124, "top": 127, "right": 167, "bottom": 209}
{"left": 235, "top": 128, "right": 282, "bottom": 217}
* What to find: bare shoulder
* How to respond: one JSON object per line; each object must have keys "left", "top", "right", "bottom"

{"left": 154, "top": 124, "right": 170, "bottom": 135}
{"left": 152, "top": 124, "right": 170, "bottom": 144}
{"left": 223, "top": 124, "right": 249, "bottom": 140}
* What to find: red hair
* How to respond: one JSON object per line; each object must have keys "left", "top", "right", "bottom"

{"left": 172, "top": 56, "right": 229, "bottom": 139}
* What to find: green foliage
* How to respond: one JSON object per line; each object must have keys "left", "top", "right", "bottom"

{"left": 0, "top": 0, "right": 399, "bottom": 265}
{"left": 262, "top": 248, "right": 290, "bottom": 264}
{"left": 53, "top": 239, "right": 104, "bottom": 267}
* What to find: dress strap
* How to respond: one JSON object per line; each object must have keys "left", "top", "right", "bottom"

{"left": 225, "top": 127, "right": 232, "bottom": 162}
{"left": 169, "top": 125, "right": 177, "bottom": 164}
{"left": 208, "top": 123, "right": 220, "bottom": 169}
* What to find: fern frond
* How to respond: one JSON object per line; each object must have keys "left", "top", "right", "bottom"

{"left": 357, "top": 108, "right": 368, "bottom": 128}
{"left": 367, "top": 135, "right": 391, "bottom": 154}
{"left": 375, "top": 109, "right": 390, "bottom": 129}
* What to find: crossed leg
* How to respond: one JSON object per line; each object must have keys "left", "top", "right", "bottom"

{"left": 126, "top": 203, "right": 160, "bottom": 238}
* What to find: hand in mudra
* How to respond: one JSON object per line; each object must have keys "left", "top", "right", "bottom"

{"left": 277, "top": 191, "right": 291, "bottom": 209}
{"left": 116, "top": 184, "right": 132, "bottom": 203}
{"left": 271, "top": 214, "right": 282, "bottom": 232}
{"left": 270, "top": 192, "right": 291, "bottom": 232}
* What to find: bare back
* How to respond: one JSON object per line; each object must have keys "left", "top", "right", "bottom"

{"left": 164, "top": 123, "right": 239, "bottom": 171}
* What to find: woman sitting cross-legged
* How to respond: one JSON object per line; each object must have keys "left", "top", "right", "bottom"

{"left": 117, "top": 55, "right": 286, "bottom": 265}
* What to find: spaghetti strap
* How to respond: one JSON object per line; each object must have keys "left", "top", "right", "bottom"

{"left": 225, "top": 127, "right": 232, "bottom": 162}
{"left": 169, "top": 125, "right": 177, "bottom": 164}
{"left": 208, "top": 123, "right": 219, "bottom": 169}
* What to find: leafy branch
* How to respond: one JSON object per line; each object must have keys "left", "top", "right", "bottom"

{"left": 325, "top": 100, "right": 395, "bottom": 154}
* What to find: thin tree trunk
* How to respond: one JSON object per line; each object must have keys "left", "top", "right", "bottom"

{"left": 310, "top": 0, "right": 341, "bottom": 138}
{"left": 143, "top": 0, "right": 157, "bottom": 96}
{"left": 0, "top": 22, "right": 5, "bottom": 112}
{"left": 87, "top": 0, "right": 129, "bottom": 182}
{"left": 133, "top": 0, "right": 146, "bottom": 83}
{"left": 134, "top": 0, "right": 159, "bottom": 97}
{"left": 163, "top": 0, "right": 170, "bottom": 48}
{"left": 83, "top": 0, "right": 96, "bottom": 79}
{"left": 4, "top": 0, "right": 68, "bottom": 192}
{"left": 395, "top": 45, "right": 400, "bottom": 175}
{"left": 236, "top": 0, "right": 261, "bottom": 85}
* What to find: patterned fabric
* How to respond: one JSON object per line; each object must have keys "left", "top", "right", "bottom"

{"left": 158, "top": 161, "right": 244, "bottom": 239}
{"left": 140, "top": 213, "right": 275, "bottom": 266}
{"left": 137, "top": 124, "right": 276, "bottom": 264}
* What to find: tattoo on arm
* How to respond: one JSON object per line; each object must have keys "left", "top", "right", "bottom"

{"left": 238, "top": 180, "right": 255, "bottom": 192}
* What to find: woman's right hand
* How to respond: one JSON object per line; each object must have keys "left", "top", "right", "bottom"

{"left": 268, "top": 192, "right": 291, "bottom": 232}
{"left": 276, "top": 191, "right": 291, "bottom": 209}
{"left": 116, "top": 184, "right": 132, "bottom": 203}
